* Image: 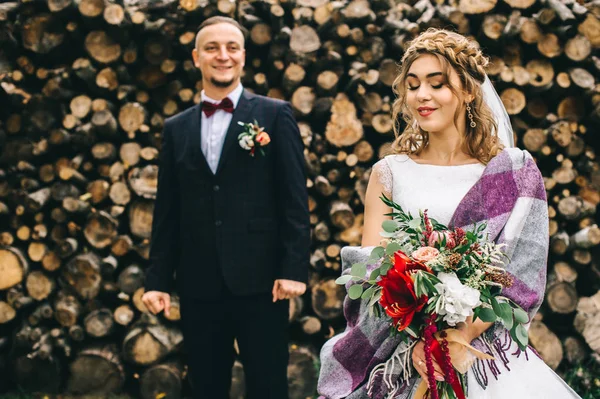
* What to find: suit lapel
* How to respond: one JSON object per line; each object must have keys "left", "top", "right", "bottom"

{"left": 216, "top": 89, "right": 256, "bottom": 175}
{"left": 188, "top": 103, "right": 213, "bottom": 174}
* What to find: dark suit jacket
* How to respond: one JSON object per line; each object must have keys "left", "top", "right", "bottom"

{"left": 144, "top": 89, "right": 310, "bottom": 299}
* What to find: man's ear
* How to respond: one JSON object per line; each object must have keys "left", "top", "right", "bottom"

{"left": 192, "top": 48, "right": 199, "bottom": 67}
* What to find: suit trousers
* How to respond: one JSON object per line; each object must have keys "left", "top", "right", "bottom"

{"left": 180, "top": 289, "right": 289, "bottom": 399}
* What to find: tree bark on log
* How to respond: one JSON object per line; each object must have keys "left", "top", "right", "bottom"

{"left": 325, "top": 94, "right": 363, "bottom": 147}
{"left": 574, "top": 292, "right": 600, "bottom": 356}
{"left": 310, "top": 278, "right": 345, "bottom": 320}
{"left": 66, "top": 344, "right": 125, "bottom": 395}
{"left": 528, "top": 318, "right": 563, "bottom": 370}
{"left": 62, "top": 252, "right": 102, "bottom": 299}
{"left": 139, "top": 361, "right": 185, "bottom": 399}
{"left": 122, "top": 315, "right": 183, "bottom": 366}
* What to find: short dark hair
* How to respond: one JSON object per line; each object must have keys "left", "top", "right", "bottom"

{"left": 195, "top": 16, "right": 248, "bottom": 48}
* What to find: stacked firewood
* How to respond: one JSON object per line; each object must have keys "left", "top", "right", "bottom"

{"left": 0, "top": 0, "right": 598, "bottom": 397}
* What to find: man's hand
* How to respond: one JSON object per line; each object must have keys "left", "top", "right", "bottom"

{"left": 142, "top": 290, "right": 171, "bottom": 317}
{"left": 272, "top": 279, "right": 306, "bottom": 302}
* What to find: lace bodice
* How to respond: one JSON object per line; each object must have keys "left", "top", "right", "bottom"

{"left": 372, "top": 154, "right": 485, "bottom": 226}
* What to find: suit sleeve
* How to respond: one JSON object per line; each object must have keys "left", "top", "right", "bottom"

{"left": 273, "top": 102, "right": 310, "bottom": 283}
{"left": 144, "top": 121, "right": 179, "bottom": 293}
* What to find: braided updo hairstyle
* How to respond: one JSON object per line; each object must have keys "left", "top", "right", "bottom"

{"left": 391, "top": 29, "right": 504, "bottom": 164}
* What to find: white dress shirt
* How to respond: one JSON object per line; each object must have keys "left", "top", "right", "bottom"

{"left": 201, "top": 83, "right": 244, "bottom": 173}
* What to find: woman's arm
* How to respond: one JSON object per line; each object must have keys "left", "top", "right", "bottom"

{"left": 361, "top": 161, "right": 393, "bottom": 247}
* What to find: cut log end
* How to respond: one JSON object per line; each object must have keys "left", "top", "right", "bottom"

{"left": 0, "top": 247, "right": 28, "bottom": 290}
{"left": 310, "top": 278, "right": 345, "bottom": 320}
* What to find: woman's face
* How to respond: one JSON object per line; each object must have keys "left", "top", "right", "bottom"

{"left": 405, "top": 53, "right": 468, "bottom": 137}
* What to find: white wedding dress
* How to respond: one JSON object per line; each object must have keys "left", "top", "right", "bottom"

{"left": 374, "top": 154, "right": 581, "bottom": 399}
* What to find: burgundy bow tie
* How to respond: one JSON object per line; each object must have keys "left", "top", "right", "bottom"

{"left": 202, "top": 97, "right": 234, "bottom": 117}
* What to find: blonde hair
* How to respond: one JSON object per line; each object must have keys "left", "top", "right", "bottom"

{"left": 391, "top": 29, "right": 504, "bottom": 164}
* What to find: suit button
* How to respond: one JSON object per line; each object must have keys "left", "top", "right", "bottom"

{"left": 215, "top": 220, "right": 222, "bottom": 227}
{"left": 213, "top": 185, "right": 220, "bottom": 192}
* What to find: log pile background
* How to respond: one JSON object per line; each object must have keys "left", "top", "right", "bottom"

{"left": 0, "top": 0, "right": 599, "bottom": 397}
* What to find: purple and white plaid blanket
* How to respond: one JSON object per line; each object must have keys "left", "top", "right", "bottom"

{"left": 317, "top": 148, "right": 549, "bottom": 399}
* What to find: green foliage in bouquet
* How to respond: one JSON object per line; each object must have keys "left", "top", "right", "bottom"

{"left": 336, "top": 194, "right": 531, "bottom": 349}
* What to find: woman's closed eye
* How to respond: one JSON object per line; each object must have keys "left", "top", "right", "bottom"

{"left": 407, "top": 83, "right": 444, "bottom": 91}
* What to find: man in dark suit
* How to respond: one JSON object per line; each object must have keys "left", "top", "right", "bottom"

{"left": 142, "top": 16, "right": 310, "bottom": 399}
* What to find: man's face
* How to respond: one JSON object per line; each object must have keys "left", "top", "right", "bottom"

{"left": 192, "top": 23, "right": 245, "bottom": 90}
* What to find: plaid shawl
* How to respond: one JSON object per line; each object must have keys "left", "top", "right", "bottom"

{"left": 317, "top": 148, "right": 549, "bottom": 399}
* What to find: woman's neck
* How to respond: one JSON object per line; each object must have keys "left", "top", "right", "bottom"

{"left": 414, "top": 134, "right": 477, "bottom": 166}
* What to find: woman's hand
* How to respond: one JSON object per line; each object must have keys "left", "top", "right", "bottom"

{"left": 411, "top": 316, "right": 485, "bottom": 382}
{"left": 411, "top": 340, "right": 445, "bottom": 382}
{"left": 456, "top": 316, "right": 474, "bottom": 343}
{"left": 457, "top": 315, "right": 494, "bottom": 344}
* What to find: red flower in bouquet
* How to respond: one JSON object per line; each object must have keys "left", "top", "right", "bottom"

{"left": 392, "top": 251, "right": 432, "bottom": 274}
{"left": 377, "top": 251, "right": 430, "bottom": 331}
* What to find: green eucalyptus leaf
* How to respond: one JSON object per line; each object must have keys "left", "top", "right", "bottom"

{"left": 408, "top": 218, "right": 422, "bottom": 230}
{"left": 379, "top": 231, "right": 397, "bottom": 238}
{"left": 351, "top": 263, "right": 367, "bottom": 278}
{"left": 479, "top": 290, "right": 491, "bottom": 301}
{"left": 491, "top": 297, "right": 502, "bottom": 316}
{"left": 473, "top": 307, "right": 480, "bottom": 322}
{"left": 335, "top": 275, "right": 352, "bottom": 285}
{"left": 513, "top": 308, "right": 529, "bottom": 324}
{"left": 369, "top": 268, "right": 381, "bottom": 281}
{"left": 361, "top": 286, "right": 376, "bottom": 300}
{"left": 382, "top": 220, "right": 399, "bottom": 233}
{"left": 509, "top": 324, "right": 519, "bottom": 342}
{"left": 380, "top": 262, "right": 392, "bottom": 276}
{"left": 499, "top": 303, "right": 513, "bottom": 321}
{"left": 348, "top": 284, "right": 363, "bottom": 300}
{"left": 515, "top": 324, "right": 528, "bottom": 347}
{"left": 369, "top": 246, "right": 385, "bottom": 261}
{"left": 478, "top": 307, "right": 497, "bottom": 322}
{"left": 503, "top": 311, "right": 514, "bottom": 330}
{"left": 385, "top": 242, "right": 402, "bottom": 256}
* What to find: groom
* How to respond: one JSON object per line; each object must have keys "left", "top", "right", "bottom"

{"left": 142, "top": 16, "right": 310, "bottom": 399}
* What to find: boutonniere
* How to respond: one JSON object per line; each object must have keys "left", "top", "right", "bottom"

{"left": 237, "top": 120, "right": 271, "bottom": 157}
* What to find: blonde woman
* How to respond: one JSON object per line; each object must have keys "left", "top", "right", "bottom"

{"left": 318, "top": 29, "right": 580, "bottom": 399}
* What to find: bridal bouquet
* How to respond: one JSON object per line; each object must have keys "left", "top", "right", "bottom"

{"left": 336, "top": 195, "right": 530, "bottom": 399}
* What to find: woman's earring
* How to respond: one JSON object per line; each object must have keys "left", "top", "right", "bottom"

{"left": 466, "top": 103, "right": 476, "bottom": 128}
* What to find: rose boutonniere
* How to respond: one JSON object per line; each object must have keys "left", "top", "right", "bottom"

{"left": 237, "top": 120, "right": 270, "bottom": 157}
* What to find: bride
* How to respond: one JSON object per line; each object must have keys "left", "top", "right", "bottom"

{"left": 317, "top": 29, "right": 581, "bottom": 399}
